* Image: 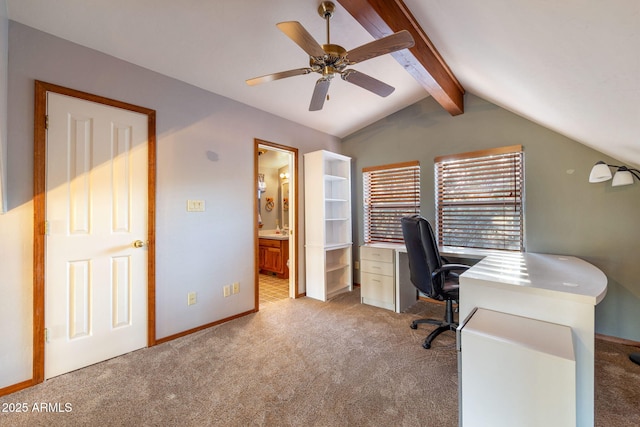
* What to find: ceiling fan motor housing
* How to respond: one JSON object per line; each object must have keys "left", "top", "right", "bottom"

{"left": 310, "top": 43, "right": 348, "bottom": 76}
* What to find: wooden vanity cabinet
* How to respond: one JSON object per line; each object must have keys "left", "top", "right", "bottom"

{"left": 258, "top": 238, "right": 289, "bottom": 279}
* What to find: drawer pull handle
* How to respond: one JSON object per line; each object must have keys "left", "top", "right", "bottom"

{"left": 372, "top": 279, "right": 381, "bottom": 283}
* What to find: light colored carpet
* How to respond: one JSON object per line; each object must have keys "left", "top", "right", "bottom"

{"left": 1, "top": 288, "right": 639, "bottom": 426}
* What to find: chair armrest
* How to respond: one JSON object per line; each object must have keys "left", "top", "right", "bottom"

{"left": 432, "top": 264, "right": 470, "bottom": 281}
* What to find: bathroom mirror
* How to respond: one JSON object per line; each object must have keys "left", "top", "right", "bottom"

{"left": 258, "top": 148, "right": 290, "bottom": 230}
{"left": 280, "top": 180, "right": 289, "bottom": 228}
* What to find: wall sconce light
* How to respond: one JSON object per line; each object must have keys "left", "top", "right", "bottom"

{"left": 279, "top": 172, "right": 290, "bottom": 180}
{"left": 589, "top": 161, "right": 640, "bottom": 187}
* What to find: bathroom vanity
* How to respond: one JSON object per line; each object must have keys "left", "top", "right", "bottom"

{"left": 258, "top": 234, "right": 289, "bottom": 279}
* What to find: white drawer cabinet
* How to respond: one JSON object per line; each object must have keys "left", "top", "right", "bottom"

{"left": 459, "top": 308, "right": 576, "bottom": 426}
{"left": 360, "top": 245, "right": 395, "bottom": 310}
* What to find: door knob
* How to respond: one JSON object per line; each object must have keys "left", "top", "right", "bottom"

{"left": 133, "top": 240, "right": 145, "bottom": 248}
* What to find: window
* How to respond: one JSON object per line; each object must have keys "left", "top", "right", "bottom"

{"left": 363, "top": 161, "right": 420, "bottom": 244}
{"left": 435, "top": 145, "right": 524, "bottom": 251}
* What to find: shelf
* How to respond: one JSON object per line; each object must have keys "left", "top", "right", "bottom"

{"left": 325, "top": 198, "right": 349, "bottom": 219}
{"left": 326, "top": 263, "right": 349, "bottom": 273}
{"left": 325, "top": 174, "right": 347, "bottom": 181}
{"left": 325, "top": 242, "right": 352, "bottom": 250}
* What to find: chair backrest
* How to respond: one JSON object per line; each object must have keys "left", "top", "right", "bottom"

{"left": 401, "top": 215, "right": 444, "bottom": 298}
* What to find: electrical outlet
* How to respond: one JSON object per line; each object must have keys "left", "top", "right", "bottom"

{"left": 187, "top": 199, "right": 205, "bottom": 212}
{"left": 354, "top": 261, "right": 360, "bottom": 269}
{"left": 223, "top": 285, "right": 231, "bottom": 297}
{"left": 232, "top": 282, "right": 240, "bottom": 294}
{"left": 187, "top": 292, "right": 197, "bottom": 306}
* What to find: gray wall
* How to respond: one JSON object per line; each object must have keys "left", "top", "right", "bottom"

{"left": 342, "top": 94, "right": 640, "bottom": 341}
{"left": 0, "top": 0, "right": 7, "bottom": 213}
{"left": 0, "top": 22, "right": 340, "bottom": 388}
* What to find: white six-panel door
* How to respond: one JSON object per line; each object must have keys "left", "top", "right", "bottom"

{"left": 45, "top": 92, "right": 148, "bottom": 379}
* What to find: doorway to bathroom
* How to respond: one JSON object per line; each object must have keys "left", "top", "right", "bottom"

{"left": 255, "top": 139, "right": 298, "bottom": 308}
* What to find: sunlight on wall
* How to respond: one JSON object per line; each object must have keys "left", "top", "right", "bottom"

{"left": 0, "top": 200, "right": 34, "bottom": 387}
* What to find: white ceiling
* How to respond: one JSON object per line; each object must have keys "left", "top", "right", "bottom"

{"left": 6, "top": 0, "right": 640, "bottom": 167}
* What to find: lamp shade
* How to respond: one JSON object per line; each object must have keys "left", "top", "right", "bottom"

{"left": 589, "top": 161, "right": 612, "bottom": 183}
{"left": 612, "top": 167, "right": 634, "bottom": 187}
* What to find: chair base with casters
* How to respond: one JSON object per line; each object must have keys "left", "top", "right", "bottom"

{"left": 631, "top": 352, "right": 640, "bottom": 365}
{"left": 410, "top": 298, "right": 457, "bottom": 349}
{"left": 401, "top": 215, "right": 470, "bottom": 350}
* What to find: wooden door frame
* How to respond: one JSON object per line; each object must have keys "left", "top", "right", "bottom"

{"left": 32, "top": 81, "right": 157, "bottom": 384}
{"left": 254, "top": 139, "right": 300, "bottom": 309}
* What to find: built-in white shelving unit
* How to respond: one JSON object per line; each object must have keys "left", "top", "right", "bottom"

{"left": 304, "top": 150, "right": 352, "bottom": 301}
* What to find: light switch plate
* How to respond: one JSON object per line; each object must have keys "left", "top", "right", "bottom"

{"left": 187, "top": 292, "right": 197, "bottom": 306}
{"left": 187, "top": 200, "right": 205, "bottom": 212}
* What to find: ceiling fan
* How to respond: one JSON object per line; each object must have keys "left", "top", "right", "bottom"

{"left": 246, "top": 1, "right": 415, "bottom": 111}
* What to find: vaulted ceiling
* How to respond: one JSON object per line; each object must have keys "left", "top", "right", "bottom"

{"left": 6, "top": 0, "right": 640, "bottom": 167}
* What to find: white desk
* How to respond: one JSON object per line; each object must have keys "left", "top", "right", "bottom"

{"left": 360, "top": 244, "right": 520, "bottom": 313}
{"left": 361, "top": 245, "right": 608, "bottom": 425}
{"left": 395, "top": 245, "right": 500, "bottom": 312}
{"left": 458, "top": 253, "right": 607, "bottom": 427}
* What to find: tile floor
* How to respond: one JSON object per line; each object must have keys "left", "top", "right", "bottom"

{"left": 259, "top": 273, "right": 289, "bottom": 305}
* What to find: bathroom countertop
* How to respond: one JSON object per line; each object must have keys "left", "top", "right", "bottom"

{"left": 258, "top": 230, "right": 289, "bottom": 240}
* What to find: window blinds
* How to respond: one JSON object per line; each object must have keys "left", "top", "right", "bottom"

{"left": 435, "top": 146, "right": 524, "bottom": 251}
{"left": 363, "top": 161, "right": 420, "bottom": 244}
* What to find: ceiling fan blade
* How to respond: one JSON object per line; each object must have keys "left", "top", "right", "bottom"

{"left": 309, "top": 78, "right": 331, "bottom": 111}
{"left": 346, "top": 30, "right": 415, "bottom": 64}
{"left": 277, "top": 21, "right": 326, "bottom": 58}
{"left": 342, "top": 70, "right": 395, "bottom": 97}
{"left": 246, "top": 68, "right": 313, "bottom": 86}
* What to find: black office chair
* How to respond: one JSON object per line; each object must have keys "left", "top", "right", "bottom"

{"left": 401, "top": 215, "right": 470, "bottom": 349}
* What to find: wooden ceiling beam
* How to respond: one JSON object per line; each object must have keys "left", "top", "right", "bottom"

{"left": 337, "top": 0, "right": 464, "bottom": 115}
